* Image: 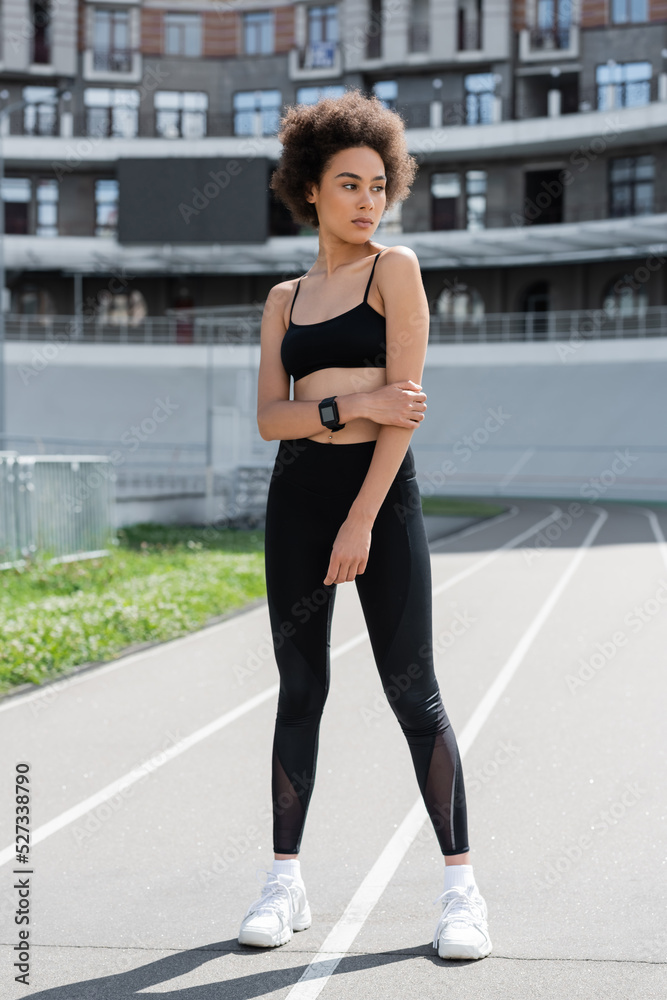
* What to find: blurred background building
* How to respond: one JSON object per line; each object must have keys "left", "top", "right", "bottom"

{"left": 1, "top": 0, "right": 666, "bottom": 525}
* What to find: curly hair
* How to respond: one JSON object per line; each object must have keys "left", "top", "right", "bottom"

{"left": 269, "top": 88, "right": 418, "bottom": 229}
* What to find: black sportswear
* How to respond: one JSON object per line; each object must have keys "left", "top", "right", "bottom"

{"left": 265, "top": 437, "right": 470, "bottom": 857}
{"left": 280, "top": 249, "right": 388, "bottom": 383}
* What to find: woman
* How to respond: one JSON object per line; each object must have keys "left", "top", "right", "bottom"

{"left": 238, "top": 89, "right": 492, "bottom": 961}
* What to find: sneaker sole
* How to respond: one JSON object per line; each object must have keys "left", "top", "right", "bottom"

{"left": 238, "top": 922, "right": 292, "bottom": 948}
{"left": 437, "top": 937, "right": 492, "bottom": 960}
{"left": 238, "top": 902, "right": 312, "bottom": 947}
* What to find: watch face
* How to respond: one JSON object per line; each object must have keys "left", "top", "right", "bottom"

{"left": 321, "top": 405, "right": 335, "bottom": 422}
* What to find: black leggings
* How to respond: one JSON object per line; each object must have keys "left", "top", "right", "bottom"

{"left": 264, "top": 437, "right": 469, "bottom": 857}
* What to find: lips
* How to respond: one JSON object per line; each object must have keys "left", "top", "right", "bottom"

{"left": 353, "top": 218, "right": 373, "bottom": 225}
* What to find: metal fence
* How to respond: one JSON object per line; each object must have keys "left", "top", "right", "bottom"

{"left": 0, "top": 454, "right": 116, "bottom": 569}
{"left": 4, "top": 305, "right": 667, "bottom": 346}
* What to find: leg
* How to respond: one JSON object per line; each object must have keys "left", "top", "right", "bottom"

{"left": 264, "top": 471, "right": 339, "bottom": 857}
{"left": 355, "top": 473, "right": 470, "bottom": 856}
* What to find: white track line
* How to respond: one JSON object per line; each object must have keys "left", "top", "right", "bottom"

{"left": 635, "top": 507, "right": 667, "bottom": 570}
{"left": 284, "top": 505, "right": 609, "bottom": 1000}
{"left": 0, "top": 684, "right": 278, "bottom": 869}
{"left": 0, "top": 506, "right": 567, "bottom": 868}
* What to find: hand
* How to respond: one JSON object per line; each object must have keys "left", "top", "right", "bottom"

{"left": 323, "top": 514, "right": 372, "bottom": 585}
{"left": 363, "top": 380, "right": 427, "bottom": 429}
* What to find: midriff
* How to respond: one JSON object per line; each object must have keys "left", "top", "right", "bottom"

{"left": 294, "top": 365, "right": 387, "bottom": 444}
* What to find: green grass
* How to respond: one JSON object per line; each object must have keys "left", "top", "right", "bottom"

{"left": 0, "top": 523, "right": 266, "bottom": 697}
{"left": 421, "top": 496, "right": 507, "bottom": 518}
{"left": 0, "top": 499, "right": 504, "bottom": 697}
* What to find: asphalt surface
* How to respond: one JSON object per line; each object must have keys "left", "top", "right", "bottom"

{"left": 1, "top": 498, "right": 666, "bottom": 1000}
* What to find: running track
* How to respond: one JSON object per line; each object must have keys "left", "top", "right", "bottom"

{"left": 1, "top": 499, "right": 666, "bottom": 999}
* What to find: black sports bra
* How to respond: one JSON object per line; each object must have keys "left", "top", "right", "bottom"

{"left": 281, "top": 249, "right": 388, "bottom": 383}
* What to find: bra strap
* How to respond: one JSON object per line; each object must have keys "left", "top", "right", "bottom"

{"left": 288, "top": 278, "right": 301, "bottom": 323}
{"left": 363, "top": 249, "right": 387, "bottom": 304}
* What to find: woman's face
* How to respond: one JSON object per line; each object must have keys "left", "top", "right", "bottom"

{"left": 306, "top": 145, "right": 387, "bottom": 241}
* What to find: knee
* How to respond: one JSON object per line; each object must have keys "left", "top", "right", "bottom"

{"left": 386, "top": 680, "right": 445, "bottom": 737}
{"left": 277, "top": 678, "right": 328, "bottom": 725}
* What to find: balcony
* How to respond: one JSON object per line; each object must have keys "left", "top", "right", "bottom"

{"left": 83, "top": 45, "right": 142, "bottom": 82}
{"left": 92, "top": 48, "right": 133, "bottom": 73}
{"left": 288, "top": 42, "right": 342, "bottom": 80}
{"left": 519, "top": 24, "right": 579, "bottom": 62}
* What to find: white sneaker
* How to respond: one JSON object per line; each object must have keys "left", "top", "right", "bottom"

{"left": 238, "top": 869, "right": 312, "bottom": 948}
{"left": 432, "top": 884, "right": 493, "bottom": 960}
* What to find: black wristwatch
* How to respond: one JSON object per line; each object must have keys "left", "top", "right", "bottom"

{"left": 318, "top": 396, "right": 346, "bottom": 432}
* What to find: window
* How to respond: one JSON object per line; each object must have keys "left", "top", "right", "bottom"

{"left": 465, "top": 73, "right": 496, "bottom": 124}
{"left": 524, "top": 169, "right": 564, "bottom": 225}
{"left": 457, "top": 0, "right": 482, "bottom": 52}
{"left": 611, "top": 0, "right": 647, "bottom": 23}
{"left": 93, "top": 8, "right": 131, "bottom": 72}
{"left": 1, "top": 177, "right": 58, "bottom": 236}
{"left": 373, "top": 80, "right": 397, "bottom": 111}
{"left": 155, "top": 91, "right": 208, "bottom": 138}
{"left": 531, "top": 0, "right": 571, "bottom": 49}
{"left": 308, "top": 4, "right": 338, "bottom": 42}
{"left": 233, "top": 90, "right": 281, "bottom": 136}
{"left": 2, "top": 179, "right": 31, "bottom": 235}
{"left": 297, "top": 86, "right": 345, "bottom": 104}
{"left": 367, "top": 0, "right": 382, "bottom": 58}
{"left": 609, "top": 155, "right": 654, "bottom": 217}
{"left": 466, "top": 170, "right": 486, "bottom": 230}
{"left": 437, "top": 283, "right": 484, "bottom": 320}
{"left": 431, "top": 172, "right": 460, "bottom": 230}
{"left": 84, "top": 88, "right": 139, "bottom": 137}
{"left": 95, "top": 179, "right": 119, "bottom": 236}
{"left": 32, "top": 0, "right": 52, "bottom": 64}
{"left": 164, "top": 13, "right": 201, "bottom": 56}
{"left": 409, "top": 0, "right": 430, "bottom": 53}
{"left": 23, "top": 86, "right": 58, "bottom": 136}
{"left": 36, "top": 179, "right": 58, "bottom": 236}
{"left": 244, "top": 11, "right": 273, "bottom": 54}
{"left": 305, "top": 4, "right": 338, "bottom": 67}
{"left": 603, "top": 275, "right": 648, "bottom": 316}
{"left": 596, "top": 62, "right": 651, "bottom": 110}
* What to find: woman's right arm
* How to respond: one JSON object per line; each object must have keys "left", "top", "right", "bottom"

{"left": 257, "top": 284, "right": 427, "bottom": 442}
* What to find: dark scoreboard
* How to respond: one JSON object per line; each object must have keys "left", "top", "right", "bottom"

{"left": 117, "top": 156, "right": 269, "bottom": 243}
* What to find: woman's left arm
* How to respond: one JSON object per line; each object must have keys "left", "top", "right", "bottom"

{"left": 323, "top": 247, "right": 430, "bottom": 585}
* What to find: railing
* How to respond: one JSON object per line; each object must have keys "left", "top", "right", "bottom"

{"left": 4, "top": 306, "right": 666, "bottom": 346}
{"left": 427, "top": 306, "right": 667, "bottom": 343}
{"left": 298, "top": 40, "right": 338, "bottom": 69}
{"left": 0, "top": 453, "right": 115, "bottom": 568}
{"left": 92, "top": 47, "right": 135, "bottom": 72}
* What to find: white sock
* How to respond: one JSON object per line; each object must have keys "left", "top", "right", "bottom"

{"left": 444, "top": 864, "right": 476, "bottom": 892}
{"left": 272, "top": 858, "right": 302, "bottom": 881}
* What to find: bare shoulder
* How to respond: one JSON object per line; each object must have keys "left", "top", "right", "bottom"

{"left": 377, "top": 245, "right": 421, "bottom": 274}
{"left": 262, "top": 276, "right": 299, "bottom": 332}
{"left": 375, "top": 245, "right": 423, "bottom": 288}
